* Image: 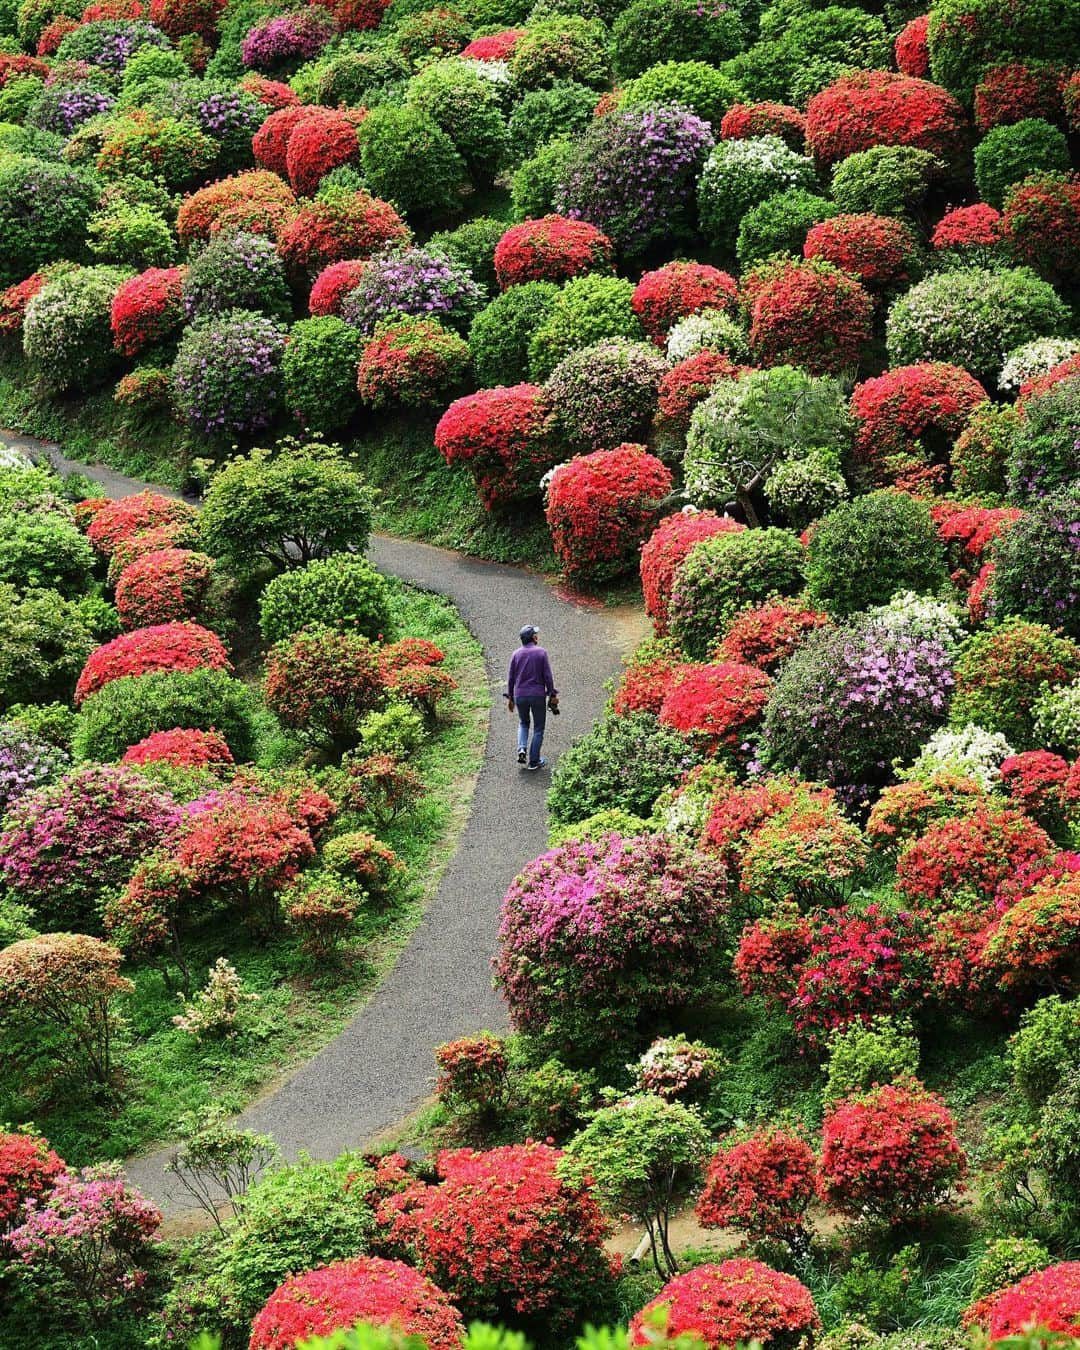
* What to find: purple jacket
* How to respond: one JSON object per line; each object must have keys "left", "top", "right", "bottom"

{"left": 507, "top": 644, "right": 557, "bottom": 700}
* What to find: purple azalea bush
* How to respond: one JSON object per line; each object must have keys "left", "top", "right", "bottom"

{"left": 171, "top": 308, "right": 286, "bottom": 437}
{"left": 545, "top": 337, "right": 669, "bottom": 450}
{"left": 554, "top": 102, "right": 715, "bottom": 257}
{"left": 181, "top": 231, "right": 290, "bottom": 321}
{"left": 341, "top": 245, "right": 486, "bottom": 336}
{"left": 992, "top": 488, "right": 1080, "bottom": 638}
{"left": 241, "top": 8, "right": 338, "bottom": 70}
{"left": 0, "top": 725, "right": 70, "bottom": 819}
{"left": 27, "top": 85, "right": 115, "bottom": 135}
{"left": 54, "top": 20, "right": 172, "bottom": 74}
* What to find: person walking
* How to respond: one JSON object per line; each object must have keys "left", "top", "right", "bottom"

{"left": 505, "top": 623, "right": 558, "bottom": 771}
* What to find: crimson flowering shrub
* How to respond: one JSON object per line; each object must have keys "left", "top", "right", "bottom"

{"left": 0, "top": 270, "right": 55, "bottom": 336}
{"left": 1002, "top": 172, "right": 1080, "bottom": 285}
{"left": 110, "top": 266, "right": 186, "bottom": 358}
{"left": 702, "top": 777, "right": 825, "bottom": 869}
{"left": 715, "top": 598, "right": 831, "bottom": 672}
{"left": 461, "top": 29, "right": 522, "bottom": 60}
{"left": 284, "top": 107, "right": 363, "bottom": 197}
{"left": 0, "top": 763, "right": 178, "bottom": 931}
{"left": 318, "top": 0, "right": 387, "bottom": 30}
{"left": 980, "top": 872, "right": 1080, "bottom": 992}
{"left": 964, "top": 1262, "right": 1080, "bottom": 1339}
{"left": 803, "top": 213, "right": 921, "bottom": 298}
{"left": 121, "top": 727, "right": 234, "bottom": 771}
{"left": 932, "top": 203, "right": 1006, "bottom": 260}
{"left": 999, "top": 750, "right": 1071, "bottom": 822}
{"left": 895, "top": 15, "right": 931, "bottom": 76}
{"left": 75, "top": 622, "right": 231, "bottom": 705}
{"left": 720, "top": 101, "right": 806, "bottom": 148}
{"left": 114, "top": 548, "right": 213, "bottom": 630}
{"left": 546, "top": 443, "right": 672, "bottom": 585}
{"left": 495, "top": 833, "right": 728, "bottom": 1051}
{"left": 107, "top": 521, "right": 198, "bottom": 587}
{"left": 866, "top": 774, "right": 992, "bottom": 849}
{"left": 435, "top": 383, "right": 555, "bottom": 511}
{"left": 897, "top": 803, "right": 1053, "bottom": 909}
{"left": 493, "top": 215, "right": 613, "bottom": 290}
{"left": 377, "top": 1143, "right": 614, "bottom": 1332}
{"left": 850, "top": 363, "right": 988, "bottom": 492}
{"left": 176, "top": 172, "right": 298, "bottom": 248}
{"left": 277, "top": 191, "right": 409, "bottom": 277}
{"left": 630, "top": 1260, "right": 820, "bottom": 1350}
{"left": 253, "top": 105, "right": 315, "bottom": 176}
{"left": 697, "top": 1130, "right": 817, "bottom": 1245}
{"left": 0, "top": 1130, "right": 66, "bottom": 1232}
{"left": 147, "top": 0, "right": 222, "bottom": 40}
{"left": 249, "top": 1256, "right": 464, "bottom": 1350}
{"left": 240, "top": 73, "right": 300, "bottom": 108}
{"left": 818, "top": 1081, "right": 967, "bottom": 1222}
{"left": 86, "top": 491, "right": 196, "bottom": 557}
{"left": 656, "top": 351, "right": 744, "bottom": 433}
{"left": 974, "top": 62, "right": 1066, "bottom": 131}
{"left": 639, "top": 511, "right": 745, "bottom": 634}
{"left": 631, "top": 261, "right": 738, "bottom": 345}
{"left": 264, "top": 627, "right": 384, "bottom": 753}
{"left": 747, "top": 258, "right": 874, "bottom": 376}
{"left": 805, "top": 71, "right": 966, "bottom": 166}
{"left": 309, "top": 259, "right": 366, "bottom": 317}
{"left": 357, "top": 316, "right": 471, "bottom": 410}
{"left": 612, "top": 645, "right": 690, "bottom": 717}
{"left": 657, "top": 661, "right": 771, "bottom": 758}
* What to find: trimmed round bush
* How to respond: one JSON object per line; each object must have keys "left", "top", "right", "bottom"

{"left": 510, "top": 15, "right": 610, "bottom": 90}
{"left": 1002, "top": 172, "right": 1080, "bottom": 285}
{"left": 735, "top": 190, "right": 837, "bottom": 270}
{"left": 342, "top": 245, "right": 484, "bottom": 336}
{"left": 181, "top": 230, "right": 290, "bottom": 321}
{"left": 405, "top": 57, "right": 508, "bottom": 180}
{"left": 75, "top": 622, "right": 231, "bottom": 706}
{"left": 993, "top": 490, "right": 1080, "bottom": 638}
{"left": 974, "top": 117, "right": 1070, "bottom": 208}
{"left": 804, "top": 70, "right": 967, "bottom": 167}
{"left": 631, "top": 261, "right": 738, "bottom": 345}
{"left": 730, "top": 6, "right": 891, "bottom": 106}
{"left": 1007, "top": 371, "right": 1080, "bottom": 499}
{"left": 356, "top": 315, "right": 471, "bottom": 409}
{"left": 309, "top": 260, "right": 368, "bottom": 319}
{"left": 668, "top": 527, "right": 806, "bottom": 661}
{"left": 258, "top": 554, "right": 391, "bottom": 644}
{"left": 277, "top": 189, "right": 410, "bottom": 278}
{"left": 951, "top": 618, "right": 1080, "bottom": 747}
{"left": 435, "top": 383, "right": 556, "bottom": 511}
{"left": 493, "top": 215, "right": 612, "bottom": 290}
{"left": 697, "top": 135, "right": 817, "bottom": 251}
{"left": 282, "top": 315, "right": 363, "bottom": 434}
{"left": 621, "top": 60, "right": 745, "bottom": 129}
{"left": 830, "top": 145, "right": 940, "bottom": 218}
{"left": 746, "top": 257, "right": 874, "bottom": 377}
{"left": 805, "top": 490, "right": 949, "bottom": 617}
{"left": 114, "top": 548, "right": 213, "bottom": 630}
{"left": 73, "top": 667, "right": 257, "bottom": 762}
{"left": 720, "top": 100, "right": 806, "bottom": 147}
{"left": 110, "top": 266, "right": 186, "bottom": 358}
{"left": 284, "top": 108, "right": 362, "bottom": 197}
{"left": 528, "top": 273, "right": 642, "bottom": 381}
{"left": 885, "top": 267, "right": 1069, "bottom": 381}
{"left": 804, "top": 212, "right": 923, "bottom": 297}
{"left": 926, "top": 0, "right": 1075, "bottom": 105}
{"left": 468, "top": 280, "right": 559, "bottom": 386}
{"left": 611, "top": 0, "right": 745, "bottom": 80}
{"left": 263, "top": 626, "right": 384, "bottom": 752}
{"left": 357, "top": 102, "right": 469, "bottom": 220}
{"left": 23, "top": 266, "right": 130, "bottom": 393}
{"left": 172, "top": 309, "right": 286, "bottom": 438}
{"left": 965, "top": 1262, "right": 1080, "bottom": 1341}
{"left": 0, "top": 513, "right": 94, "bottom": 599}
{"left": 658, "top": 661, "right": 772, "bottom": 757}
{"left": 545, "top": 338, "right": 667, "bottom": 451}
{"left": 697, "top": 1128, "right": 817, "bottom": 1244}
{"left": 507, "top": 81, "right": 596, "bottom": 162}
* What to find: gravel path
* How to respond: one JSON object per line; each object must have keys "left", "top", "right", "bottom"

{"left": 12, "top": 434, "right": 645, "bottom": 1212}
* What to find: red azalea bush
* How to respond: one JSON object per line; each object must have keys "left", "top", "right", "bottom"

{"left": 897, "top": 803, "right": 1054, "bottom": 909}
{"left": 36, "top": 15, "right": 77, "bottom": 53}
{"left": 249, "top": 1256, "right": 465, "bottom": 1350}
{"left": 630, "top": 1260, "right": 819, "bottom": 1350}
{"left": 263, "top": 627, "right": 385, "bottom": 751}
{"left": 106, "top": 521, "right": 198, "bottom": 586}
{"left": 612, "top": 647, "right": 690, "bottom": 716}
{"left": 999, "top": 750, "right": 1071, "bottom": 818}
{"left": 1002, "top": 172, "right": 1080, "bottom": 285}
{"left": 931, "top": 501, "right": 1021, "bottom": 577}
{"left": 176, "top": 171, "right": 298, "bottom": 247}
{"left": 148, "top": 0, "right": 223, "bottom": 40}
{"left": 318, "top": 0, "right": 388, "bottom": 30}
{"left": 110, "top": 266, "right": 186, "bottom": 357}
{"left": 253, "top": 105, "right": 315, "bottom": 175}
{"left": 377, "top": 1143, "right": 614, "bottom": 1331}
{"left": 980, "top": 872, "right": 1080, "bottom": 992}
{"left": 284, "top": 107, "right": 364, "bottom": 197}
{"left": 866, "top": 774, "right": 990, "bottom": 849}
{"left": 964, "top": 1262, "right": 1080, "bottom": 1340}
{"left": 0, "top": 1131, "right": 66, "bottom": 1232}
{"left": 932, "top": 203, "right": 1005, "bottom": 252}
{"left": 720, "top": 102, "right": 806, "bottom": 149}
{"left": 850, "top": 363, "right": 989, "bottom": 491}
{"left": 460, "top": 29, "right": 523, "bottom": 60}
{"left": 804, "top": 71, "right": 967, "bottom": 166}
{"left": 493, "top": 216, "right": 614, "bottom": 290}
{"left": 640, "top": 510, "right": 745, "bottom": 633}
{"left": 309, "top": 259, "right": 366, "bottom": 316}
{"left": 697, "top": 1129, "right": 817, "bottom": 1244}
{"left": 715, "top": 598, "right": 831, "bottom": 672}
{"left": 357, "top": 317, "right": 470, "bottom": 410}
{"left": 278, "top": 192, "right": 409, "bottom": 275}
{"left": 121, "top": 727, "right": 234, "bottom": 771}
{"left": 658, "top": 661, "right": 772, "bottom": 757}
{"left": 803, "top": 213, "right": 921, "bottom": 295}
{"left": 435, "top": 383, "right": 555, "bottom": 511}
{"left": 818, "top": 1081, "right": 966, "bottom": 1222}
{"left": 86, "top": 492, "right": 197, "bottom": 557}
{"left": 631, "top": 261, "right": 738, "bottom": 344}
{"left": 657, "top": 351, "right": 744, "bottom": 431}
{"left": 75, "top": 622, "right": 231, "bottom": 705}
{"left": 115, "top": 548, "right": 214, "bottom": 630}
{"left": 968, "top": 560, "right": 994, "bottom": 621}
{"left": 0, "top": 54, "right": 48, "bottom": 86}
{"left": 895, "top": 15, "right": 931, "bottom": 77}
{"left": 731, "top": 905, "right": 814, "bottom": 1005}
{"left": 974, "top": 62, "right": 1066, "bottom": 131}
{"left": 747, "top": 259, "right": 874, "bottom": 376}
{"left": 702, "top": 777, "right": 827, "bottom": 869}
{"left": 1068, "top": 73, "right": 1080, "bottom": 132}
{"left": 546, "top": 444, "right": 673, "bottom": 586}
{"left": 0, "top": 272, "right": 51, "bottom": 335}
{"left": 240, "top": 73, "right": 300, "bottom": 108}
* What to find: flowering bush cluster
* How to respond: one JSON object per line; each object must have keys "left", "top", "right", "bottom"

{"left": 435, "top": 383, "right": 554, "bottom": 510}
{"left": 75, "top": 621, "right": 230, "bottom": 704}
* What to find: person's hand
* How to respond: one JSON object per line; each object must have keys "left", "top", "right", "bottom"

{"left": 506, "top": 698, "right": 515, "bottom": 713}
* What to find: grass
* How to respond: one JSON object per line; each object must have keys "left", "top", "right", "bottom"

{"left": 0, "top": 578, "right": 487, "bottom": 1165}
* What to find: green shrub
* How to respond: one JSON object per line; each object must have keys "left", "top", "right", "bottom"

{"left": 120, "top": 43, "right": 189, "bottom": 92}
{"left": 548, "top": 711, "right": 704, "bottom": 827}
{"left": 620, "top": 60, "right": 745, "bottom": 129}
{"left": 0, "top": 585, "right": 95, "bottom": 710}
{"left": 428, "top": 216, "right": 504, "bottom": 296}
{"left": 357, "top": 103, "right": 469, "bottom": 220}
{"left": 405, "top": 57, "right": 508, "bottom": 179}
{"left": 510, "top": 15, "right": 610, "bottom": 89}
{"left": 951, "top": 619, "right": 1080, "bottom": 746}
{"left": 1033, "top": 683, "right": 1080, "bottom": 757}
{"left": 952, "top": 400, "right": 1017, "bottom": 498}
{"left": 4, "top": 700, "right": 78, "bottom": 749}
{"left": 970, "top": 1237, "right": 1054, "bottom": 1299}
{"left": 258, "top": 553, "right": 392, "bottom": 644}
{"left": 805, "top": 490, "right": 948, "bottom": 618}
{"left": 199, "top": 440, "right": 376, "bottom": 577}
{"left": 468, "top": 279, "right": 560, "bottom": 385}
{"left": 927, "top": 0, "right": 1075, "bottom": 105}
{"left": 312, "top": 47, "right": 410, "bottom": 108}
{"left": 0, "top": 511, "right": 95, "bottom": 598}
{"left": 507, "top": 81, "right": 597, "bottom": 162}
{"left": 73, "top": 668, "right": 258, "bottom": 762}
{"left": 282, "top": 315, "right": 363, "bottom": 435}
{"left": 358, "top": 701, "right": 425, "bottom": 757}
{"left": 549, "top": 807, "right": 652, "bottom": 847}
{"left": 1009, "top": 995, "right": 1080, "bottom": 1111}
{"left": 1006, "top": 383, "right": 1080, "bottom": 502}
{"left": 22, "top": 265, "right": 131, "bottom": 393}
{"left": 974, "top": 119, "right": 1070, "bottom": 209}
{"left": 736, "top": 188, "right": 837, "bottom": 268}
{"left": 668, "top": 527, "right": 807, "bottom": 660}
{"left": 823, "top": 1016, "right": 920, "bottom": 1106}
{"left": 830, "top": 145, "right": 939, "bottom": 218}
{"left": 182, "top": 230, "right": 290, "bottom": 321}
{"left": 834, "top": 1245, "right": 925, "bottom": 1332}
{"left": 697, "top": 135, "right": 818, "bottom": 250}
{"left": 611, "top": 0, "right": 746, "bottom": 79}
{"left": 510, "top": 135, "right": 575, "bottom": 219}
{"left": 86, "top": 203, "right": 177, "bottom": 269}
{"left": 730, "top": 6, "right": 891, "bottom": 104}
{"left": 527, "top": 274, "right": 642, "bottom": 380}
{"left": 1036, "top": 1067, "right": 1080, "bottom": 1222}
{"left": 765, "top": 449, "right": 849, "bottom": 530}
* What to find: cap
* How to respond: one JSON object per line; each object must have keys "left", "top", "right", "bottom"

{"left": 519, "top": 624, "right": 539, "bottom": 643}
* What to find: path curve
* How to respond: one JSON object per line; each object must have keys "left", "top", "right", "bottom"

{"left": 11, "top": 435, "right": 644, "bottom": 1213}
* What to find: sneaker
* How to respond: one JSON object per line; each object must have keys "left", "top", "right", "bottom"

{"left": 526, "top": 758, "right": 547, "bottom": 771}
{"left": 517, "top": 748, "right": 527, "bottom": 765}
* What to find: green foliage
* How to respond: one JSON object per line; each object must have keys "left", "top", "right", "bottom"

{"left": 0, "top": 510, "right": 94, "bottom": 597}
{"left": 549, "top": 808, "right": 652, "bottom": 847}
{"left": 733, "top": 5, "right": 891, "bottom": 104}
{"left": 736, "top": 189, "right": 838, "bottom": 269}
{"left": 510, "top": 15, "right": 610, "bottom": 89}
{"left": 993, "top": 490, "right": 1080, "bottom": 640}
{"left": 528, "top": 274, "right": 642, "bottom": 380}
{"left": 0, "top": 584, "right": 96, "bottom": 710}
{"left": 467, "top": 281, "right": 560, "bottom": 386}
{"left": 973, "top": 119, "right": 1070, "bottom": 210}
{"left": 1036, "top": 1066, "right": 1080, "bottom": 1223}
{"left": 428, "top": 216, "right": 505, "bottom": 296}
{"left": 73, "top": 668, "right": 258, "bottom": 763}
{"left": 611, "top": 0, "right": 746, "bottom": 79}
{"left": 511, "top": 136, "right": 575, "bottom": 220}
{"left": 359, "top": 701, "right": 426, "bottom": 757}
{"left": 282, "top": 316, "right": 363, "bottom": 435}
{"left": 547, "top": 711, "right": 703, "bottom": 827}
{"left": 87, "top": 203, "right": 177, "bottom": 270}
{"left": 405, "top": 57, "right": 508, "bottom": 179}
{"left": 698, "top": 135, "right": 818, "bottom": 250}
{"left": 23, "top": 265, "right": 131, "bottom": 394}
{"left": 621, "top": 60, "right": 745, "bottom": 129}
{"left": 805, "top": 490, "right": 948, "bottom": 617}
{"left": 258, "top": 553, "right": 392, "bottom": 644}
{"left": 358, "top": 103, "right": 469, "bottom": 220}
{"left": 950, "top": 618, "right": 1080, "bottom": 746}
{"left": 835, "top": 1245, "right": 925, "bottom": 1332}
{"left": 5, "top": 699, "right": 77, "bottom": 748}
{"left": 1008, "top": 995, "right": 1080, "bottom": 1111}
{"left": 507, "top": 81, "right": 597, "bottom": 163}
{"left": 830, "top": 146, "right": 940, "bottom": 218}
{"left": 182, "top": 230, "right": 290, "bottom": 322}
{"left": 0, "top": 156, "right": 97, "bottom": 285}
{"left": 199, "top": 440, "right": 376, "bottom": 577}
{"left": 970, "top": 1237, "right": 1053, "bottom": 1299}
{"left": 824, "top": 1016, "right": 921, "bottom": 1106}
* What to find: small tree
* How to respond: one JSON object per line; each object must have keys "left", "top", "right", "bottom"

{"left": 562, "top": 1093, "right": 711, "bottom": 1278}
{"left": 0, "top": 933, "right": 132, "bottom": 1086}
{"left": 165, "top": 1107, "right": 277, "bottom": 1234}
{"left": 198, "top": 439, "right": 376, "bottom": 576}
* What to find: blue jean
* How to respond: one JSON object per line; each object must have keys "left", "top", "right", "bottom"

{"left": 515, "top": 695, "right": 547, "bottom": 766}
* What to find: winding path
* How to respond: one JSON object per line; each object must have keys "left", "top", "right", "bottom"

{"left": 9, "top": 434, "right": 645, "bottom": 1213}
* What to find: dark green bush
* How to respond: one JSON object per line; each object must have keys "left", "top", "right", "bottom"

{"left": 736, "top": 188, "right": 837, "bottom": 268}
{"left": 468, "top": 279, "right": 560, "bottom": 385}
{"left": 507, "top": 81, "right": 597, "bottom": 162}
{"left": 357, "top": 103, "right": 469, "bottom": 220}
{"left": 0, "top": 512, "right": 95, "bottom": 599}
{"left": 405, "top": 57, "right": 508, "bottom": 180}
{"left": 510, "top": 136, "right": 575, "bottom": 219}
{"left": 1006, "top": 383, "right": 1080, "bottom": 502}
{"left": 428, "top": 216, "right": 504, "bottom": 296}
{"left": 1009, "top": 995, "right": 1080, "bottom": 1111}
{"left": 973, "top": 118, "right": 1070, "bottom": 210}
{"left": 0, "top": 585, "right": 96, "bottom": 710}
{"left": 611, "top": 0, "right": 746, "bottom": 79}
{"left": 830, "top": 145, "right": 939, "bottom": 218}
{"left": 181, "top": 230, "right": 291, "bottom": 321}
{"left": 258, "top": 553, "right": 392, "bottom": 644}
{"left": 992, "top": 490, "right": 1080, "bottom": 639}
{"left": 282, "top": 315, "right": 363, "bottom": 435}
{"left": 620, "top": 60, "right": 745, "bottom": 129}
{"left": 510, "top": 15, "right": 610, "bottom": 89}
